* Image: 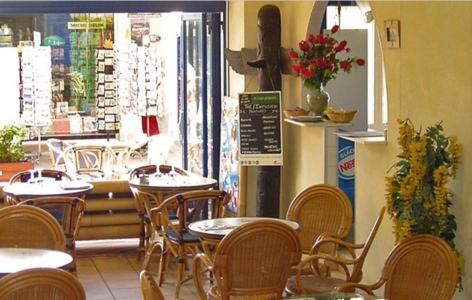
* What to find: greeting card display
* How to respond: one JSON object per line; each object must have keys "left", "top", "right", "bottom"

{"left": 21, "top": 46, "right": 53, "bottom": 127}
{"left": 95, "top": 48, "right": 119, "bottom": 132}
{"left": 115, "top": 43, "right": 164, "bottom": 117}
{"left": 114, "top": 43, "right": 138, "bottom": 115}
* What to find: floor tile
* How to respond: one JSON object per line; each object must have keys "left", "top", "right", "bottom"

{"left": 76, "top": 239, "right": 200, "bottom": 300}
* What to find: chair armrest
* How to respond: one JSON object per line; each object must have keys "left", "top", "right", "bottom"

{"left": 193, "top": 253, "right": 213, "bottom": 300}
{"left": 311, "top": 235, "right": 365, "bottom": 259}
{"left": 295, "top": 253, "right": 354, "bottom": 292}
{"left": 334, "top": 278, "right": 385, "bottom": 295}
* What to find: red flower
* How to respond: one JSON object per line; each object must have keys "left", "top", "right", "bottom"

{"left": 308, "top": 34, "right": 316, "bottom": 43}
{"left": 302, "top": 68, "right": 313, "bottom": 79}
{"left": 314, "top": 34, "right": 325, "bottom": 44}
{"left": 292, "top": 64, "right": 302, "bottom": 74}
{"left": 314, "top": 58, "right": 324, "bottom": 69}
{"left": 299, "top": 41, "right": 310, "bottom": 52}
{"left": 331, "top": 25, "right": 340, "bottom": 33}
{"left": 340, "top": 60, "right": 351, "bottom": 72}
{"left": 334, "top": 40, "right": 347, "bottom": 52}
{"left": 289, "top": 31, "right": 364, "bottom": 87}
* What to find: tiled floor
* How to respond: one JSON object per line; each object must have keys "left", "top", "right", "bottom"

{"left": 76, "top": 238, "right": 199, "bottom": 300}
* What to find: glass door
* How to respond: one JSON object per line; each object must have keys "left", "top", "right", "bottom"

{"left": 179, "top": 12, "right": 223, "bottom": 178}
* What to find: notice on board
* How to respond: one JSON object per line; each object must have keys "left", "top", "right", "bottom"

{"left": 238, "top": 91, "right": 283, "bottom": 166}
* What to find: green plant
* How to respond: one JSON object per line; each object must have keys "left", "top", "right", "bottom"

{"left": 0, "top": 125, "right": 28, "bottom": 163}
{"left": 386, "top": 119, "right": 463, "bottom": 288}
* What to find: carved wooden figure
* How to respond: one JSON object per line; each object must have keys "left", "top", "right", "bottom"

{"left": 226, "top": 5, "right": 292, "bottom": 217}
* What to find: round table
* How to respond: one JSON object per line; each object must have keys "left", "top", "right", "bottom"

{"left": 0, "top": 248, "right": 73, "bottom": 275}
{"left": 73, "top": 139, "right": 130, "bottom": 149}
{"left": 189, "top": 217, "right": 299, "bottom": 240}
{"left": 2, "top": 180, "right": 94, "bottom": 199}
{"left": 129, "top": 174, "right": 217, "bottom": 195}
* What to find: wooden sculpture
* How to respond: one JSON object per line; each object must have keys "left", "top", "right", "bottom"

{"left": 226, "top": 5, "right": 292, "bottom": 217}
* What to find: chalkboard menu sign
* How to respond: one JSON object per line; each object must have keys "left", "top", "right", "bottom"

{"left": 238, "top": 91, "right": 283, "bottom": 166}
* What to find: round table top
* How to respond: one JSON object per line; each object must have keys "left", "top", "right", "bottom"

{"left": 0, "top": 248, "right": 73, "bottom": 274}
{"left": 73, "top": 139, "right": 130, "bottom": 149}
{"left": 2, "top": 180, "right": 94, "bottom": 199}
{"left": 129, "top": 174, "right": 217, "bottom": 192}
{"left": 188, "top": 217, "right": 300, "bottom": 240}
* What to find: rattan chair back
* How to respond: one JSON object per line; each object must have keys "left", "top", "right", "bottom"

{"left": 0, "top": 268, "right": 85, "bottom": 299}
{"left": 383, "top": 235, "right": 458, "bottom": 300}
{"left": 63, "top": 145, "right": 116, "bottom": 176}
{"left": 130, "top": 164, "right": 188, "bottom": 179}
{"left": 17, "top": 197, "right": 85, "bottom": 249}
{"left": 140, "top": 270, "right": 165, "bottom": 300}
{"left": 0, "top": 205, "right": 65, "bottom": 251}
{"left": 335, "top": 234, "right": 458, "bottom": 300}
{"left": 213, "top": 220, "right": 302, "bottom": 299}
{"left": 9, "top": 169, "right": 72, "bottom": 184}
{"left": 157, "top": 190, "right": 230, "bottom": 238}
{"left": 286, "top": 184, "right": 353, "bottom": 252}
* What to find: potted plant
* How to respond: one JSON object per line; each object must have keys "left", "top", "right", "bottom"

{"left": 0, "top": 125, "right": 34, "bottom": 181}
{"left": 289, "top": 25, "right": 365, "bottom": 116}
{"left": 386, "top": 119, "right": 464, "bottom": 288}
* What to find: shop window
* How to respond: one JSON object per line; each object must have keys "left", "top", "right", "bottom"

{"left": 326, "top": 5, "right": 388, "bottom": 131}
{"left": 0, "top": 7, "right": 224, "bottom": 181}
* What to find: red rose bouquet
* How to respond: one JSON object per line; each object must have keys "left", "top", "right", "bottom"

{"left": 289, "top": 25, "right": 365, "bottom": 91}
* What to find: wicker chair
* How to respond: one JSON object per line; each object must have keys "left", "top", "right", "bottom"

{"left": 0, "top": 268, "right": 85, "bottom": 300}
{"left": 9, "top": 169, "right": 72, "bottom": 184}
{"left": 46, "top": 138, "right": 72, "bottom": 169}
{"left": 285, "top": 207, "right": 386, "bottom": 294}
{"left": 134, "top": 190, "right": 168, "bottom": 270}
{"left": 6, "top": 169, "right": 72, "bottom": 205}
{"left": 62, "top": 145, "right": 116, "bottom": 179}
{"left": 335, "top": 234, "right": 458, "bottom": 300}
{"left": 193, "top": 220, "right": 302, "bottom": 300}
{"left": 140, "top": 270, "right": 165, "bottom": 300}
{"left": 152, "top": 190, "right": 229, "bottom": 298}
{"left": 286, "top": 184, "right": 353, "bottom": 254}
{"left": 17, "top": 197, "right": 85, "bottom": 272}
{"left": 130, "top": 164, "right": 188, "bottom": 258}
{"left": 0, "top": 205, "right": 65, "bottom": 251}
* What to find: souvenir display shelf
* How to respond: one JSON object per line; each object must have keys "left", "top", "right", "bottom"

{"left": 95, "top": 48, "right": 119, "bottom": 133}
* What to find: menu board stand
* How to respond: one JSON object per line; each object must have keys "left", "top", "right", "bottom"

{"left": 238, "top": 91, "right": 283, "bottom": 166}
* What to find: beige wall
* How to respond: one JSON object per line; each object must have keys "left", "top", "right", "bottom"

{"left": 358, "top": 2, "right": 472, "bottom": 299}
{"left": 229, "top": 1, "right": 472, "bottom": 298}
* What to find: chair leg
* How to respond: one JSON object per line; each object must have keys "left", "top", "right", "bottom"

{"left": 158, "top": 246, "right": 170, "bottom": 285}
{"left": 142, "top": 242, "right": 163, "bottom": 270}
{"left": 138, "top": 218, "right": 145, "bottom": 260}
{"left": 175, "top": 247, "right": 186, "bottom": 299}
